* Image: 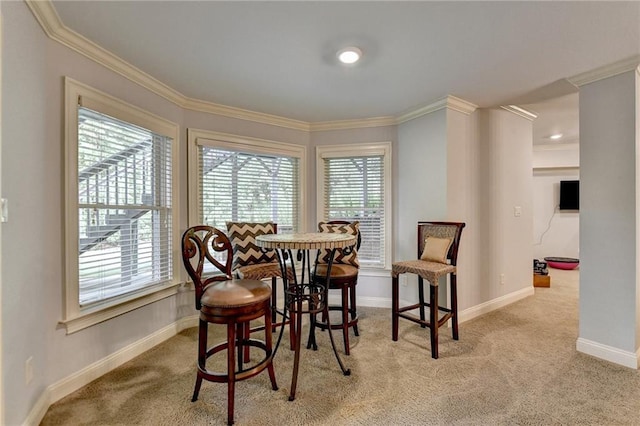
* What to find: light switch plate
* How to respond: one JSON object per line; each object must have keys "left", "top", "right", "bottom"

{"left": 514, "top": 206, "right": 522, "bottom": 217}
{"left": 1, "top": 198, "right": 7, "bottom": 223}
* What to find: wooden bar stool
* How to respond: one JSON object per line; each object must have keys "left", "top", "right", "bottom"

{"left": 391, "top": 221, "right": 465, "bottom": 359}
{"left": 182, "top": 226, "right": 278, "bottom": 425}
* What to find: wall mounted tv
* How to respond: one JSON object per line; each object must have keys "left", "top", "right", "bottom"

{"left": 559, "top": 180, "right": 579, "bottom": 210}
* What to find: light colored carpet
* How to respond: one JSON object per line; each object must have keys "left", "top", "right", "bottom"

{"left": 41, "top": 269, "right": 640, "bottom": 425}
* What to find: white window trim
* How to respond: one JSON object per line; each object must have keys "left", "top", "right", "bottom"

{"left": 187, "top": 128, "right": 307, "bottom": 231}
{"left": 316, "top": 142, "right": 393, "bottom": 270}
{"left": 62, "top": 77, "right": 181, "bottom": 334}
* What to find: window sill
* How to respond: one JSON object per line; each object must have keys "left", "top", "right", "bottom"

{"left": 60, "top": 281, "right": 182, "bottom": 334}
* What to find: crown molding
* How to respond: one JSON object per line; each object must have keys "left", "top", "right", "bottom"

{"left": 500, "top": 105, "right": 538, "bottom": 121}
{"left": 310, "top": 116, "right": 396, "bottom": 132}
{"left": 182, "top": 98, "right": 310, "bottom": 131}
{"left": 25, "top": 0, "right": 63, "bottom": 36}
{"left": 396, "top": 95, "right": 477, "bottom": 124}
{"left": 25, "top": 0, "right": 477, "bottom": 132}
{"left": 39, "top": 0, "right": 637, "bottom": 134}
{"left": 26, "top": 0, "right": 185, "bottom": 106}
{"left": 26, "top": 0, "right": 311, "bottom": 131}
{"left": 568, "top": 55, "right": 640, "bottom": 87}
{"left": 446, "top": 95, "right": 479, "bottom": 115}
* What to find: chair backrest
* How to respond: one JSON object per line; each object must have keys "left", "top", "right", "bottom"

{"left": 225, "top": 222, "right": 278, "bottom": 270}
{"left": 417, "top": 221, "right": 466, "bottom": 266}
{"left": 317, "top": 220, "right": 361, "bottom": 267}
{"left": 182, "top": 225, "right": 233, "bottom": 310}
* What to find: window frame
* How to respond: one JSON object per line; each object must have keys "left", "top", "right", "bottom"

{"left": 63, "top": 77, "right": 181, "bottom": 333}
{"left": 187, "top": 128, "right": 307, "bottom": 231}
{"left": 316, "top": 142, "right": 392, "bottom": 271}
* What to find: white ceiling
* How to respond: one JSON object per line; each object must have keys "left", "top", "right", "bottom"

{"left": 51, "top": 1, "right": 639, "bottom": 142}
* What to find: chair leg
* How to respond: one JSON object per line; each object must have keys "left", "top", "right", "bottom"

{"left": 271, "top": 276, "right": 278, "bottom": 330}
{"left": 264, "top": 308, "right": 279, "bottom": 391}
{"left": 350, "top": 281, "right": 359, "bottom": 336}
{"left": 429, "top": 283, "right": 439, "bottom": 359}
{"left": 237, "top": 323, "right": 245, "bottom": 371}
{"left": 227, "top": 322, "right": 237, "bottom": 426}
{"left": 392, "top": 275, "right": 399, "bottom": 341}
{"left": 451, "top": 273, "right": 459, "bottom": 340}
{"left": 418, "top": 277, "right": 426, "bottom": 328}
{"left": 192, "top": 319, "right": 207, "bottom": 402}
{"left": 341, "top": 285, "right": 350, "bottom": 355}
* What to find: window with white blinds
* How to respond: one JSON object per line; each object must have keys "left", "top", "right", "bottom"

{"left": 189, "top": 130, "right": 305, "bottom": 233}
{"left": 317, "top": 143, "right": 392, "bottom": 269}
{"left": 64, "top": 77, "right": 180, "bottom": 332}
{"left": 77, "top": 107, "right": 173, "bottom": 305}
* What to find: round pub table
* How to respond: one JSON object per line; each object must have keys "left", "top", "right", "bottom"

{"left": 256, "top": 232, "right": 356, "bottom": 401}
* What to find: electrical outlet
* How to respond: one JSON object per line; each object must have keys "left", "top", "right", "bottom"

{"left": 500, "top": 273, "right": 505, "bottom": 285}
{"left": 400, "top": 275, "right": 408, "bottom": 287}
{"left": 25, "top": 356, "right": 33, "bottom": 385}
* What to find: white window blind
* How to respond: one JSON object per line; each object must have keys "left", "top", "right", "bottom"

{"left": 77, "top": 106, "right": 173, "bottom": 306}
{"left": 322, "top": 155, "right": 385, "bottom": 267}
{"left": 198, "top": 146, "right": 299, "bottom": 233}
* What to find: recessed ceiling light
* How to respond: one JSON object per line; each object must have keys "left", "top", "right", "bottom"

{"left": 549, "top": 133, "right": 563, "bottom": 140}
{"left": 337, "top": 47, "right": 362, "bottom": 64}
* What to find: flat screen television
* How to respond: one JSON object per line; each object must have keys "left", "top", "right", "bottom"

{"left": 559, "top": 180, "right": 579, "bottom": 210}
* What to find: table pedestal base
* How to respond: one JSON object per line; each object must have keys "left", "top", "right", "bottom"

{"left": 272, "top": 249, "right": 351, "bottom": 401}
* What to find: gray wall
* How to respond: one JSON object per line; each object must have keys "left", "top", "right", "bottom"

{"left": 397, "top": 110, "right": 448, "bottom": 257}
{"left": 2, "top": 3, "right": 51, "bottom": 422}
{"left": 2, "top": 2, "right": 543, "bottom": 424}
{"left": 0, "top": 3, "right": 308, "bottom": 424}
{"left": 579, "top": 70, "right": 638, "bottom": 352}
{"left": 395, "top": 107, "right": 533, "bottom": 312}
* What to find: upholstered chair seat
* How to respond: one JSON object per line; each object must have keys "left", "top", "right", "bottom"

{"left": 313, "top": 264, "right": 359, "bottom": 281}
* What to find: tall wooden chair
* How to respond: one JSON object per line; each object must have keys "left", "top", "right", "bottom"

{"left": 312, "top": 220, "right": 361, "bottom": 355}
{"left": 391, "top": 221, "right": 465, "bottom": 359}
{"left": 182, "top": 226, "right": 278, "bottom": 425}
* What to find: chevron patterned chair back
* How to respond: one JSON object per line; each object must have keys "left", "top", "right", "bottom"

{"left": 226, "top": 221, "right": 294, "bottom": 347}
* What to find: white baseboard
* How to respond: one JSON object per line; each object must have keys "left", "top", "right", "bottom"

{"left": 353, "top": 286, "right": 534, "bottom": 326}
{"left": 21, "top": 389, "right": 50, "bottom": 426}
{"left": 576, "top": 337, "right": 639, "bottom": 369}
{"left": 458, "top": 286, "right": 534, "bottom": 324}
{"left": 23, "top": 287, "right": 534, "bottom": 426}
{"left": 23, "top": 314, "right": 199, "bottom": 426}
{"left": 327, "top": 294, "right": 391, "bottom": 308}
{"left": 358, "top": 296, "right": 392, "bottom": 308}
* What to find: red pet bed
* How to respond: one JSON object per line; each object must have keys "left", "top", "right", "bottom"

{"left": 544, "top": 257, "right": 579, "bottom": 270}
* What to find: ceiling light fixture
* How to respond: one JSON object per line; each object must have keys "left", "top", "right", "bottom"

{"left": 337, "top": 47, "right": 362, "bottom": 65}
{"left": 549, "top": 133, "right": 563, "bottom": 140}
